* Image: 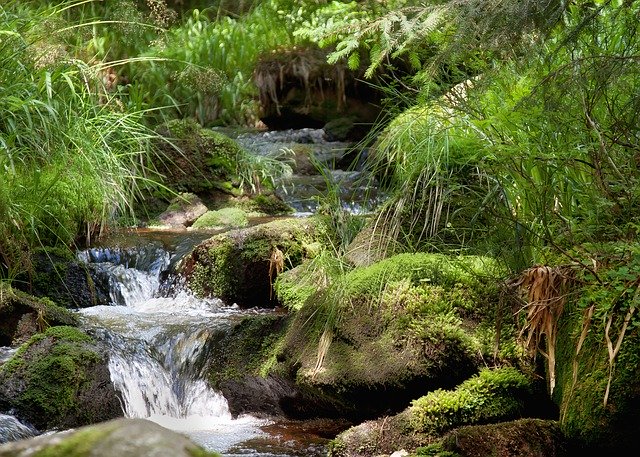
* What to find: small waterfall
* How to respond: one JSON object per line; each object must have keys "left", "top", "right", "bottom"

{"left": 77, "top": 236, "right": 240, "bottom": 433}
{"left": 232, "top": 127, "right": 379, "bottom": 215}
{"left": 0, "top": 414, "right": 37, "bottom": 444}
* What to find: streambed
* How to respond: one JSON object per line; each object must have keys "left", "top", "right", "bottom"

{"left": 75, "top": 228, "right": 345, "bottom": 456}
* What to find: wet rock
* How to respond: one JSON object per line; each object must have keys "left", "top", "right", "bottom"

{"left": 0, "top": 418, "right": 219, "bottom": 457}
{"left": 0, "top": 326, "right": 122, "bottom": 431}
{"left": 157, "top": 192, "right": 208, "bottom": 228}
{"left": 0, "top": 286, "right": 77, "bottom": 346}
{"left": 14, "top": 248, "right": 110, "bottom": 309}
{"left": 180, "top": 217, "right": 325, "bottom": 307}
{"left": 0, "top": 415, "right": 37, "bottom": 445}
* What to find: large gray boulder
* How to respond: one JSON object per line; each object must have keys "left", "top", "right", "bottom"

{"left": 0, "top": 418, "right": 219, "bottom": 457}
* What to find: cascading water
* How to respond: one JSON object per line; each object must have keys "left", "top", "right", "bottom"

{"left": 231, "top": 128, "right": 380, "bottom": 215}
{"left": 76, "top": 234, "right": 273, "bottom": 454}
{"left": 0, "top": 414, "right": 37, "bottom": 445}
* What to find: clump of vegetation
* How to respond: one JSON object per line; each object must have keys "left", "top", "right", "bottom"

{"left": 327, "top": 367, "right": 536, "bottom": 456}
{"left": 409, "top": 367, "right": 532, "bottom": 435}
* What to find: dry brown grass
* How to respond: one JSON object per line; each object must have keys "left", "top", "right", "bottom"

{"left": 511, "top": 265, "right": 575, "bottom": 395}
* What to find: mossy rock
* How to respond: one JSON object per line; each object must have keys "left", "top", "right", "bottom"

{"left": 0, "top": 326, "right": 121, "bottom": 431}
{"left": 0, "top": 285, "right": 77, "bottom": 346}
{"left": 271, "top": 253, "right": 517, "bottom": 420}
{"left": 154, "top": 118, "right": 246, "bottom": 196}
{"left": 328, "top": 367, "right": 542, "bottom": 456}
{"left": 0, "top": 418, "right": 220, "bottom": 457}
{"left": 553, "top": 281, "right": 640, "bottom": 454}
{"left": 180, "top": 217, "right": 326, "bottom": 307}
{"left": 436, "top": 418, "right": 574, "bottom": 457}
{"left": 157, "top": 192, "right": 209, "bottom": 228}
{"left": 13, "top": 247, "right": 110, "bottom": 310}
{"left": 191, "top": 208, "right": 249, "bottom": 230}
{"left": 236, "top": 194, "right": 295, "bottom": 217}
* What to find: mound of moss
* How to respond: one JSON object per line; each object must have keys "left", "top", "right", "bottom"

{"left": 180, "top": 217, "right": 326, "bottom": 307}
{"left": 0, "top": 326, "right": 121, "bottom": 431}
{"left": 191, "top": 208, "right": 249, "bottom": 230}
{"left": 328, "top": 367, "right": 538, "bottom": 456}
{"left": 154, "top": 118, "right": 247, "bottom": 196}
{"left": 270, "top": 253, "right": 515, "bottom": 420}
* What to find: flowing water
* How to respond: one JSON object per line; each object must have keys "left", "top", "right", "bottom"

{"left": 75, "top": 229, "right": 337, "bottom": 456}
{"left": 231, "top": 127, "right": 380, "bottom": 215}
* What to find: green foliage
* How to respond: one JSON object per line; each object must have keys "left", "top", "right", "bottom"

{"left": 0, "top": 1, "right": 159, "bottom": 279}
{"left": 409, "top": 367, "right": 532, "bottom": 436}
{"left": 126, "top": 1, "right": 309, "bottom": 125}
{"left": 191, "top": 208, "right": 249, "bottom": 229}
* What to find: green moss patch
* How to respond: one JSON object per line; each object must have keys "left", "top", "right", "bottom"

{"left": 191, "top": 208, "right": 249, "bottom": 230}
{"left": 271, "top": 252, "right": 513, "bottom": 419}
{"left": 328, "top": 367, "right": 537, "bottom": 456}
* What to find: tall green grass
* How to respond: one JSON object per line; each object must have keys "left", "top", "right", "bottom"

{"left": 0, "top": 1, "right": 158, "bottom": 279}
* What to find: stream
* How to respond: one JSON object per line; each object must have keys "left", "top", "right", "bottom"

{"left": 1, "top": 127, "right": 369, "bottom": 454}
{"left": 75, "top": 228, "right": 339, "bottom": 456}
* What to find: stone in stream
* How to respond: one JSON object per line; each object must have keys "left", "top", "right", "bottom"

{"left": 0, "top": 325, "right": 122, "bottom": 432}
{"left": 0, "top": 418, "right": 219, "bottom": 457}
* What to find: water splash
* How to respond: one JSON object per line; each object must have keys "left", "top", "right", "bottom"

{"left": 76, "top": 236, "right": 269, "bottom": 449}
{"left": 0, "top": 414, "right": 37, "bottom": 444}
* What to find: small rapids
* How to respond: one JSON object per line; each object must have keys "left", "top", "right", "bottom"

{"left": 0, "top": 414, "right": 37, "bottom": 445}
{"left": 231, "top": 127, "right": 380, "bottom": 215}
{"left": 76, "top": 231, "right": 330, "bottom": 456}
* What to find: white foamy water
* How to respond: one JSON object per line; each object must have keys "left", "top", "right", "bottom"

{"left": 76, "top": 240, "right": 271, "bottom": 454}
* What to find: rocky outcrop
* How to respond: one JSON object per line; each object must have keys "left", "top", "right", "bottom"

{"left": 272, "top": 253, "right": 512, "bottom": 420}
{"left": 14, "top": 248, "right": 110, "bottom": 309}
{"left": 327, "top": 368, "right": 551, "bottom": 457}
{"left": 179, "top": 217, "right": 326, "bottom": 307}
{"left": 199, "top": 313, "right": 348, "bottom": 420}
{"left": 0, "top": 326, "right": 122, "bottom": 431}
{"left": 0, "top": 418, "right": 219, "bottom": 457}
{"left": 254, "top": 47, "right": 381, "bottom": 139}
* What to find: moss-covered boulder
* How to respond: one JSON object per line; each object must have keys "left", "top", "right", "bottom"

{"left": 0, "top": 326, "right": 121, "bottom": 431}
{"left": 13, "top": 248, "right": 110, "bottom": 310}
{"left": 272, "top": 253, "right": 514, "bottom": 419}
{"left": 191, "top": 208, "right": 249, "bottom": 230}
{"left": 0, "top": 418, "right": 220, "bottom": 457}
{"left": 156, "top": 192, "right": 209, "bottom": 228}
{"left": 327, "top": 367, "right": 545, "bottom": 456}
{"left": 154, "top": 118, "right": 247, "bottom": 196}
{"left": 0, "top": 285, "right": 77, "bottom": 346}
{"left": 436, "top": 418, "right": 573, "bottom": 457}
{"left": 550, "top": 251, "right": 640, "bottom": 454}
{"left": 180, "top": 217, "right": 326, "bottom": 307}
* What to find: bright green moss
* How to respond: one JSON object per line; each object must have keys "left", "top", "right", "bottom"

{"left": 192, "top": 208, "right": 249, "bottom": 229}
{"left": 409, "top": 367, "right": 532, "bottom": 436}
